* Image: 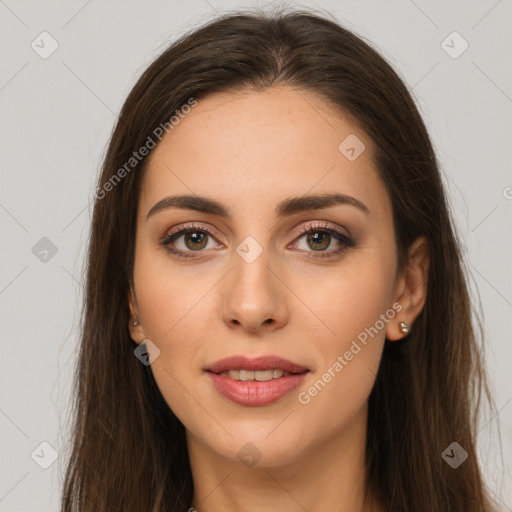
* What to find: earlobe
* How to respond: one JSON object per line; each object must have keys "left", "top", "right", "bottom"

{"left": 386, "top": 236, "right": 430, "bottom": 341}
{"left": 385, "top": 318, "right": 410, "bottom": 341}
{"left": 127, "top": 289, "right": 146, "bottom": 344}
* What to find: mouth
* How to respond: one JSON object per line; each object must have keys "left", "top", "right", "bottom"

{"left": 204, "top": 355, "right": 310, "bottom": 406}
{"left": 208, "top": 368, "right": 302, "bottom": 381}
{"left": 205, "top": 354, "right": 309, "bottom": 376}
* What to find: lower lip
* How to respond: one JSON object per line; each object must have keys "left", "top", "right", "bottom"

{"left": 206, "top": 371, "right": 309, "bottom": 406}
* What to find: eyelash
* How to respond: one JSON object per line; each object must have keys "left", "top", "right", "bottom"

{"left": 160, "top": 221, "right": 355, "bottom": 260}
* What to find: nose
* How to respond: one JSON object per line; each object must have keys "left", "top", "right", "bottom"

{"left": 221, "top": 248, "right": 289, "bottom": 334}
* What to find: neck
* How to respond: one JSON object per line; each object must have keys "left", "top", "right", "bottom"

{"left": 186, "top": 405, "right": 382, "bottom": 512}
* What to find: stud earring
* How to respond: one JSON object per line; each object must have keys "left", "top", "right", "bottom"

{"left": 133, "top": 321, "right": 140, "bottom": 327}
{"left": 399, "top": 321, "right": 409, "bottom": 334}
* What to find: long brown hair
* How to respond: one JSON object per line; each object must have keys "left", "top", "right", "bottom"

{"left": 61, "top": 6, "right": 497, "bottom": 511}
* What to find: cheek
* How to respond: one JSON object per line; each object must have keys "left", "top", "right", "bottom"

{"left": 133, "top": 242, "right": 215, "bottom": 340}
{"left": 132, "top": 248, "right": 218, "bottom": 421}
{"left": 135, "top": 276, "right": 213, "bottom": 392}
{"left": 134, "top": 282, "right": 213, "bottom": 436}
{"left": 291, "top": 258, "right": 394, "bottom": 416}
{"left": 293, "top": 254, "right": 395, "bottom": 346}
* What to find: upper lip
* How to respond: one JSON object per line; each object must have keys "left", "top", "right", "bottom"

{"left": 205, "top": 355, "right": 309, "bottom": 374}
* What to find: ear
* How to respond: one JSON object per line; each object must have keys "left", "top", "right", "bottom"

{"left": 127, "top": 289, "right": 146, "bottom": 345}
{"left": 386, "top": 236, "right": 430, "bottom": 341}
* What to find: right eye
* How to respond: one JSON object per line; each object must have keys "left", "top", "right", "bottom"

{"left": 161, "top": 224, "right": 224, "bottom": 259}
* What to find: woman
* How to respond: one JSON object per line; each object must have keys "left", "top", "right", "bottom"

{"left": 61, "top": 7, "right": 496, "bottom": 511}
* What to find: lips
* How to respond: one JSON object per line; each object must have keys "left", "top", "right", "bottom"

{"left": 205, "top": 355, "right": 310, "bottom": 406}
{"left": 205, "top": 355, "right": 309, "bottom": 375}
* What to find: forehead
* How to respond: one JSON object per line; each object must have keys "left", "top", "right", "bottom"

{"left": 139, "top": 86, "right": 390, "bottom": 222}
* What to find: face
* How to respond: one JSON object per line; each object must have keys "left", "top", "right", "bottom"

{"left": 128, "top": 85, "right": 409, "bottom": 467}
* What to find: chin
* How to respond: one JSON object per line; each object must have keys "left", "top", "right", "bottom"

{"left": 210, "top": 428, "right": 305, "bottom": 468}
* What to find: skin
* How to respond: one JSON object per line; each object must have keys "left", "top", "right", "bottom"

{"left": 128, "top": 85, "right": 430, "bottom": 512}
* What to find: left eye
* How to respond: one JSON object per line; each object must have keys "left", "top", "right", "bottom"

{"left": 291, "top": 225, "right": 354, "bottom": 257}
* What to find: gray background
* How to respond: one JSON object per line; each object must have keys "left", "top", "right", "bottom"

{"left": 0, "top": 0, "right": 511, "bottom": 510}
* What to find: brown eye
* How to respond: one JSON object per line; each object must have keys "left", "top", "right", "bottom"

{"left": 293, "top": 223, "right": 355, "bottom": 259}
{"left": 182, "top": 231, "right": 208, "bottom": 250}
{"left": 305, "top": 231, "right": 331, "bottom": 251}
{"left": 161, "top": 224, "right": 223, "bottom": 259}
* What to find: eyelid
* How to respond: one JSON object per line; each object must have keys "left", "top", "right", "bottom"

{"left": 165, "top": 222, "right": 224, "bottom": 242}
{"left": 161, "top": 220, "right": 353, "bottom": 258}
{"left": 165, "top": 220, "right": 349, "bottom": 241}
{"left": 290, "top": 220, "right": 351, "bottom": 240}
{"left": 288, "top": 221, "right": 354, "bottom": 259}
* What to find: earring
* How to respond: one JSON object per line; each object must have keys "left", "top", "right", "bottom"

{"left": 133, "top": 320, "right": 140, "bottom": 327}
{"left": 399, "top": 321, "right": 410, "bottom": 334}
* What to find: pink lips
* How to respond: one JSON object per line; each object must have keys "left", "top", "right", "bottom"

{"left": 205, "top": 355, "right": 309, "bottom": 407}
{"left": 205, "top": 355, "right": 308, "bottom": 374}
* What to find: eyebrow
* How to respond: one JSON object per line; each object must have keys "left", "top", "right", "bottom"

{"left": 146, "top": 192, "right": 371, "bottom": 221}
